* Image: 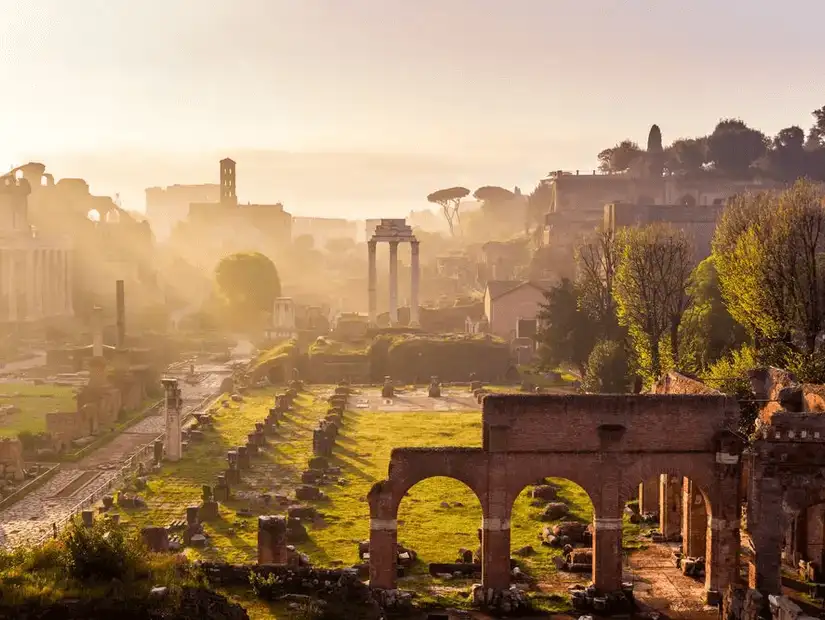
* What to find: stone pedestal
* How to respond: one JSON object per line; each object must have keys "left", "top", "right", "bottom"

{"left": 238, "top": 446, "right": 250, "bottom": 469}
{"left": 592, "top": 517, "right": 623, "bottom": 593}
{"left": 660, "top": 474, "right": 682, "bottom": 541}
{"left": 682, "top": 478, "right": 707, "bottom": 558}
{"left": 638, "top": 476, "right": 659, "bottom": 514}
{"left": 141, "top": 526, "right": 169, "bottom": 552}
{"left": 199, "top": 501, "right": 219, "bottom": 521}
{"left": 81, "top": 510, "right": 94, "bottom": 528}
{"left": 258, "top": 515, "right": 288, "bottom": 565}
{"left": 226, "top": 465, "right": 240, "bottom": 485}
{"left": 153, "top": 439, "right": 164, "bottom": 465}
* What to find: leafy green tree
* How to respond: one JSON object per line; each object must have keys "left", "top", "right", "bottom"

{"left": 597, "top": 140, "right": 643, "bottom": 173}
{"left": 664, "top": 137, "right": 708, "bottom": 175}
{"left": 613, "top": 224, "right": 694, "bottom": 382}
{"left": 575, "top": 228, "right": 620, "bottom": 338}
{"left": 535, "top": 278, "right": 597, "bottom": 377}
{"left": 707, "top": 119, "right": 768, "bottom": 177}
{"left": 214, "top": 252, "right": 281, "bottom": 327}
{"left": 713, "top": 180, "right": 825, "bottom": 353}
{"left": 679, "top": 257, "right": 747, "bottom": 372}
{"left": 582, "top": 340, "right": 630, "bottom": 393}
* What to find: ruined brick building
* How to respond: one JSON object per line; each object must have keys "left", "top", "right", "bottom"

{"left": 367, "top": 371, "right": 825, "bottom": 609}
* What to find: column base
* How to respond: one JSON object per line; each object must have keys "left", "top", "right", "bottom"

{"left": 471, "top": 584, "right": 530, "bottom": 613}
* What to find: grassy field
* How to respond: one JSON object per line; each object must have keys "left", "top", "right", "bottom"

{"left": 0, "top": 382, "right": 77, "bottom": 437}
{"left": 109, "top": 385, "right": 645, "bottom": 614}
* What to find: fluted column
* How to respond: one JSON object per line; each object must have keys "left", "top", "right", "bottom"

{"left": 64, "top": 250, "right": 73, "bottom": 315}
{"left": 25, "top": 249, "right": 34, "bottom": 321}
{"left": 367, "top": 240, "right": 377, "bottom": 326}
{"left": 32, "top": 250, "right": 42, "bottom": 319}
{"left": 8, "top": 251, "right": 18, "bottom": 322}
{"left": 409, "top": 240, "right": 420, "bottom": 327}
{"left": 388, "top": 241, "right": 399, "bottom": 326}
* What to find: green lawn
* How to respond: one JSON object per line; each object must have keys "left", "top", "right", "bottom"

{"left": 107, "top": 385, "right": 647, "bottom": 613}
{"left": 0, "top": 383, "right": 76, "bottom": 437}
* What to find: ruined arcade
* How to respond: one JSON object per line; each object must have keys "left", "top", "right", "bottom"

{"left": 368, "top": 393, "right": 743, "bottom": 602}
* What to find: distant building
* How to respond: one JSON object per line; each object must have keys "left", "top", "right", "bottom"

{"left": 145, "top": 183, "right": 220, "bottom": 241}
{"left": 292, "top": 217, "right": 357, "bottom": 247}
{"left": 604, "top": 201, "right": 724, "bottom": 260}
{"left": 179, "top": 158, "right": 292, "bottom": 266}
{"left": 0, "top": 167, "right": 73, "bottom": 324}
{"left": 483, "top": 279, "right": 554, "bottom": 341}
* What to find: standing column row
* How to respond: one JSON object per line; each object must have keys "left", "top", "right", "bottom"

{"left": 366, "top": 238, "right": 420, "bottom": 328}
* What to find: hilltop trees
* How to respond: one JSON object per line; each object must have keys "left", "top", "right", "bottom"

{"left": 597, "top": 103, "right": 825, "bottom": 181}
{"left": 426, "top": 187, "right": 470, "bottom": 236}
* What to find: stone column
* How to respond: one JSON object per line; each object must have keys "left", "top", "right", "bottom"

{"left": 163, "top": 378, "right": 182, "bottom": 462}
{"left": 593, "top": 467, "right": 623, "bottom": 594}
{"left": 748, "top": 474, "right": 783, "bottom": 594}
{"left": 682, "top": 478, "right": 707, "bottom": 558}
{"left": 481, "top": 452, "right": 511, "bottom": 590}
{"left": 660, "top": 473, "right": 682, "bottom": 540}
{"left": 638, "top": 476, "right": 659, "bottom": 514}
{"left": 92, "top": 306, "right": 104, "bottom": 357}
{"left": 24, "top": 249, "right": 34, "bottom": 321}
{"left": 257, "top": 515, "right": 288, "bottom": 565}
{"left": 32, "top": 250, "right": 42, "bottom": 319}
{"left": 368, "top": 240, "right": 377, "bottom": 326}
{"left": 388, "top": 240, "right": 399, "bottom": 326}
{"left": 7, "top": 251, "right": 17, "bottom": 322}
{"left": 64, "top": 250, "right": 74, "bottom": 315}
{"left": 369, "top": 514, "right": 398, "bottom": 589}
{"left": 409, "top": 240, "right": 420, "bottom": 327}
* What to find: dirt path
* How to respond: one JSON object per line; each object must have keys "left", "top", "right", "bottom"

{"left": 0, "top": 362, "right": 230, "bottom": 549}
{"left": 627, "top": 543, "right": 716, "bottom": 620}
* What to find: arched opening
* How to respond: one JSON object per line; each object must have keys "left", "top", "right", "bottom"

{"left": 679, "top": 194, "right": 697, "bottom": 206}
{"left": 104, "top": 209, "right": 121, "bottom": 224}
{"left": 509, "top": 477, "right": 594, "bottom": 602}
{"left": 785, "top": 501, "right": 825, "bottom": 582}
{"left": 394, "top": 476, "right": 484, "bottom": 588}
{"left": 629, "top": 472, "right": 714, "bottom": 612}
{"left": 267, "top": 364, "right": 284, "bottom": 385}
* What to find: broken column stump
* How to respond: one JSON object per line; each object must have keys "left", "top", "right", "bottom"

{"left": 257, "top": 515, "right": 288, "bottom": 565}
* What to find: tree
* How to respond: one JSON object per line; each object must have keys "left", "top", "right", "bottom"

{"left": 582, "top": 340, "right": 630, "bottom": 393}
{"left": 597, "top": 140, "right": 643, "bottom": 173}
{"left": 664, "top": 137, "right": 708, "bottom": 175}
{"left": 214, "top": 252, "right": 281, "bottom": 326}
{"left": 713, "top": 180, "right": 825, "bottom": 354}
{"left": 761, "top": 126, "right": 807, "bottom": 181}
{"left": 808, "top": 105, "right": 825, "bottom": 148}
{"left": 526, "top": 182, "right": 553, "bottom": 240}
{"left": 575, "top": 228, "right": 620, "bottom": 337}
{"left": 707, "top": 119, "right": 768, "bottom": 177}
{"left": 678, "top": 256, "right": 747, "bottom": 372}
{"left": 473, "top": 186, "right": 516, "bottom": 204}
{"left": 613, "top": 224, "right": 694, "bottom": 381}
{"left": 535, "top": 278, "right": 597, "bottom": 377}
{"left": 427, "top": 187, "right": 470, "bottom": 236}
{"left": 646, "top": 124, "right": 664, "bottom": 177}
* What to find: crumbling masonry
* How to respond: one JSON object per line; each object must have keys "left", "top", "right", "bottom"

{"left": 368, "top": 393, "right": 743, "bottom": 601}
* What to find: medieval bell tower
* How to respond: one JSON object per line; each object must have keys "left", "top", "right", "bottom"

{"left": 219, "top": 158, "right": 237, "bottom": 207}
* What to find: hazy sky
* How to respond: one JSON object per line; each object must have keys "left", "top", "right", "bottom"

{"left": 2, "top": 0, "right": 824, "bottom": 217}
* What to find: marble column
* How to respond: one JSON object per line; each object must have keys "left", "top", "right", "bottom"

{"left": 32, "top": 250, "right": 42, "bottom": 319}
{"left": 388, "top": 240, "right": 399, "bottom": 326}
{"left": 25, "top": 249, "right": 34, "bottom": 321}
{"left": 367, "top": 240, "right": 377, "bottom": 326}
{"left": 64, "top": 250, "right": 73, "bottom": 315}
{"left": 8, "top": 251, "right": 17, "bottom": 322}
{"left": 163, "top": 378, "right": 182, "bottom": 462}
{"left": 409, "top": 240, "right": 420, "bottom": 327}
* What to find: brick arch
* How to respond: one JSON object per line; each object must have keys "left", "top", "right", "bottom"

{"left": 505, "top": 455, "right": 600, "bottom": 514}
{"left": 617, "top": 454, "right": 716, "bottom": 515}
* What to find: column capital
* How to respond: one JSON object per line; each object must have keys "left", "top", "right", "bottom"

{"left": 368, "top": 238, "right": 377, "bottom": 248}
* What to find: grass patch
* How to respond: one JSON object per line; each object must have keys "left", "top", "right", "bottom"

{"left": 116, "top": 390, "right": 329, "bottom": 564}
{"left": 0, "top": 383, "right": 76, "bottom": 437}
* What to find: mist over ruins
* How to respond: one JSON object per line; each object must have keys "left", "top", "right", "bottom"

{"left": 3, "top": 3, "right": 825, "bottom": 620}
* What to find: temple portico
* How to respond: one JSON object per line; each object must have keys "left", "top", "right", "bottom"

{"left": 1, "top": 170, "right": 73, "bottom": 324}
{"left": 367, "top": 218, "right": 419, "bottom": 327}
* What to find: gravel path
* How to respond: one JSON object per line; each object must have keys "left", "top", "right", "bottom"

{"left": 0, "top": 361, "right": 231, "bottom": 550}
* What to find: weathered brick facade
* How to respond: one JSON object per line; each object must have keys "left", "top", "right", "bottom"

{"left": 367, "top": 393, "right": 742, "bottom": 600}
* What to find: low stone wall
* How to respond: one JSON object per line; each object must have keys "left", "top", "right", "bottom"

{"left": 0, "top": 463, "right": 60, "bottom": 511}
{"left": 197, "top": 562, "right": 357, "bottom": 587}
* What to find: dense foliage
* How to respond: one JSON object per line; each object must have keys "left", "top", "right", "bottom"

{"left": 214, "top": 252, "right": 281, "bottom": 329}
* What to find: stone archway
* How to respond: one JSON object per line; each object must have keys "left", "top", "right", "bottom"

{"left": 368, "top": 394, "right": 742, "bottom": 602}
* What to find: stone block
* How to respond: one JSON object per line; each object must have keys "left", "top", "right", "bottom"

{"left": 199, "top": 501, "right": 219, "bottom": 521}
{"left": 257, "top": 515, "right": 288, "bottom": 565}
{"left": 141, "top": 526, "right": 169, "bottom": 552}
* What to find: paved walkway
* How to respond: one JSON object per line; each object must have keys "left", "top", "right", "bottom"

{"left": 0, "top": 361, "right": 229, "bottom": 549}
{"left": 627, "top": 543, "right": 717, "bottom": 620}
{"left": 350, "top": 387, "right": 481, "bottom": 412}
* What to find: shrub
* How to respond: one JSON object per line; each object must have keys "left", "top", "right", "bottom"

{"left": 582, "top": 340, "right": 629, "bottom": 393}
{"left": 61, "top": 519, "right": 146, "bottom": 582}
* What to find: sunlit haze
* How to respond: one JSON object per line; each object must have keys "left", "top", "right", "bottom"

{"left": 2, "top": 0, "right": 823, "bottom": 216}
